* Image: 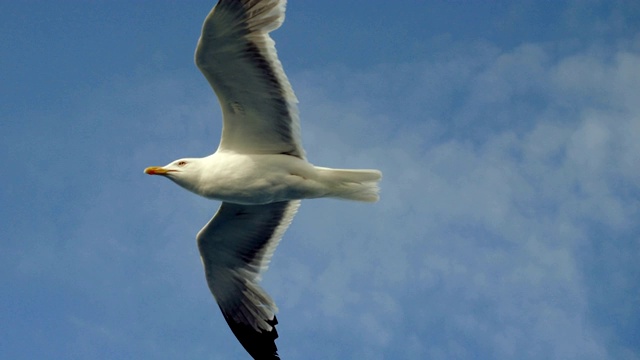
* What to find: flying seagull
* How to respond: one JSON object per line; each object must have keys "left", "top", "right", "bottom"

{"left": 144, "top": 0, "right": 381, "bottom": 358}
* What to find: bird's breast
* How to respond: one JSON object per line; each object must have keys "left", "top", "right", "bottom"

{"left": 196, "top": 153, "right": 315, "bottom": 205}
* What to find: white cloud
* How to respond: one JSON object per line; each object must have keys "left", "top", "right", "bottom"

{"left": 262, "top": 39, "right": 640, "bottom": 359}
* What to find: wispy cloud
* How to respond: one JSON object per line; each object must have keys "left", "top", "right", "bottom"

{"left": 264, "top": 39, "right": 639, "bottom": 359}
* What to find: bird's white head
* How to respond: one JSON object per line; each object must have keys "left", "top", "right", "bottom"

{"left": 144, "top": 158, "right": 204, "bottom": 194}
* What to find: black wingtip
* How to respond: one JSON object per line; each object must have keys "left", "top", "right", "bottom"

{"left": 221, "top": 308, "right": 280, "bottom": 359}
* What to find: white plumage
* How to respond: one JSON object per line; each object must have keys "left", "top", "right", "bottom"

{"left": 144, "top": 0, "right": 381, "bottom": 358}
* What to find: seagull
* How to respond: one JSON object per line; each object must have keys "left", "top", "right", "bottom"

{"left": 144, "top": 0, "right": 381, "bottom": 358}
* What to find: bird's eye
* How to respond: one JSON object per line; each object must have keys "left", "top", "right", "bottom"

{"left": 177, "top": 161, "right": 187, "bottom": 166}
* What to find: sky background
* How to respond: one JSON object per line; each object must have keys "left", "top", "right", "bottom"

{"left": 1, "top": 1, "right": 639, "bottom": 359}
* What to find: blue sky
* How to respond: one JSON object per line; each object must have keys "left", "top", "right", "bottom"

{"left": 2, "top": 1, "right": 639, "bottom": 359}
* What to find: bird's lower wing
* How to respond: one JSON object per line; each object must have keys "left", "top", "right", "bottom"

{"left": 196, "top": 200, "right": 300, "bottom": 359}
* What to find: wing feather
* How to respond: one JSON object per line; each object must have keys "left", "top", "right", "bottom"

{"left": 196, "top": 200, "right": 300, "bottom": 359}
{"left": 196, "top": 0, "right": 305, "bottom": 158}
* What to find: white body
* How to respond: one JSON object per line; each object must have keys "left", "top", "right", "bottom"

{"left": 169, "top": 152, "right": 381, "bottom": 205}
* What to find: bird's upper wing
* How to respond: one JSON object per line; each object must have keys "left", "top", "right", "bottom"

{"left": 196, "top": 0, "right": 305, "bottom": 159}
{"left": 197, "top": 200, "right": 300, "bottom": 359}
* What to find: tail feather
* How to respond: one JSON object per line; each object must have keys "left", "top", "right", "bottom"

{"left": 315, "top": 167, "right": 382, "bottom": 202}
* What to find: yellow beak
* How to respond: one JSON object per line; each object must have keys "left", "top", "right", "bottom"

{"left": 144, "top": 166, "right": 170, "bottom": 175}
